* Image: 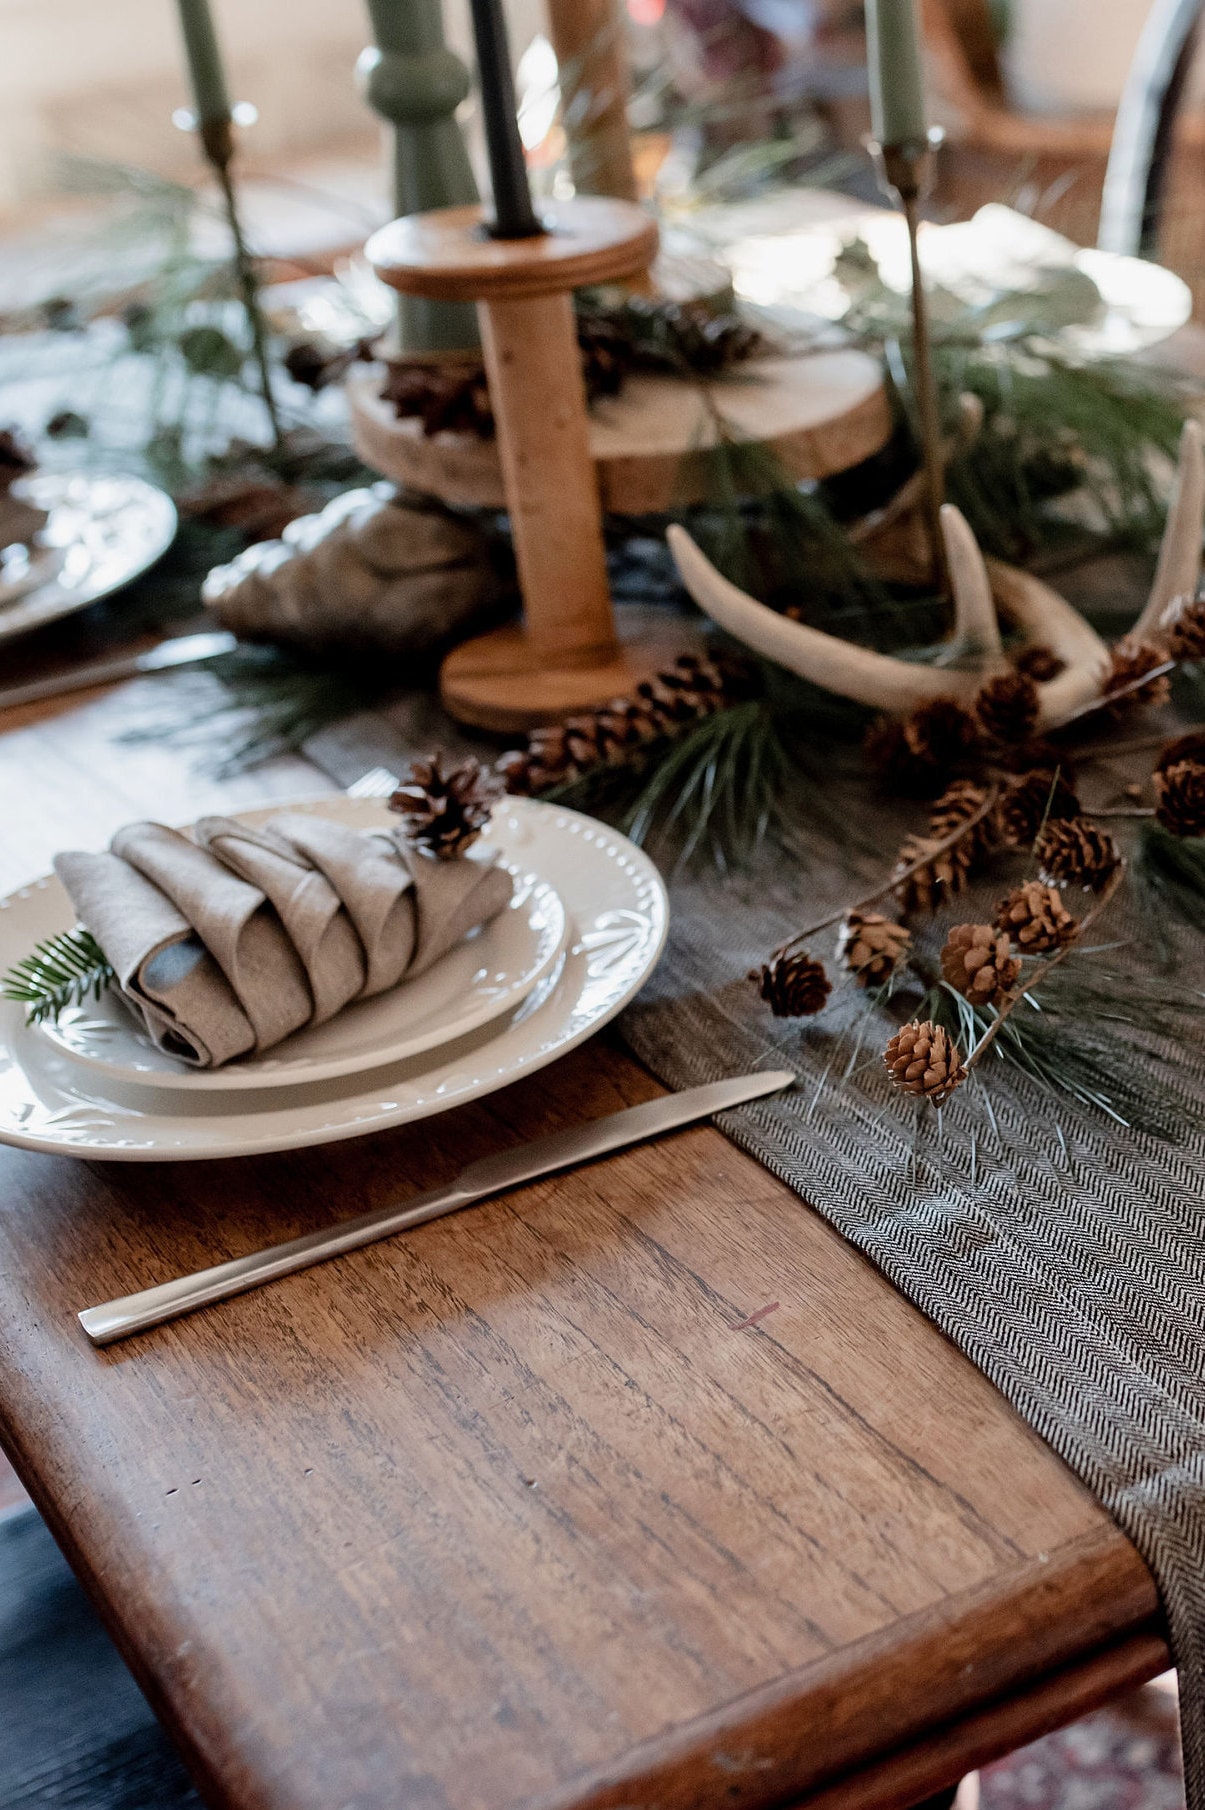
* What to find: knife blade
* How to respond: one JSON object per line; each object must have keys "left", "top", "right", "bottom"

{"left": 78, "top": 1070, "right": 796, "bottom": 1346}
{"left": 0, "top": 630, "right": 238, "bottom": 713}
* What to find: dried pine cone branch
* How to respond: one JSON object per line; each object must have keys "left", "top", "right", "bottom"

{"left": 973, "top": 672, "right": 1039, "bottom": 746}
{"left": 1034, "top": 816, "right": 1121, "bottom": 891}
{"left": 1103, "top": 635, "right": 1173, "bottom": 712}
{"left": 864, "top": 700, "right": 980, "bottom": 797}
{"left": 389, "top": 754, "right": 504, "bottom": 858}
{"left": 884, "top": 1022, "right": 966, "bottom": 1107}
{"left": 751, "top": 953, "right": 832, "bottom": 1018}
{"left": 1162, "top": 592, "right": 1205, "bottom": 662}
{"left": 497, "top": 654, "right": 743, "bottom": 796}
{"left": 940, "top": 924, "right": 1021, "bottom": 1007}
{"left": 836, "top": 911, "right": 912, "bottom": 987}
{"left": 997, "top": 769, "right": 1081, "bottom": 849}
{"left": 994, "top": 881, "right": 1078, "bottom": 952}
{"left": 1154, "top": 759, "right": 1205, "bottom": 838}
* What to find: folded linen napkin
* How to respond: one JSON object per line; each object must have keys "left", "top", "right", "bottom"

{"left": 53, "top": 814, "right": 513, "bottom": 1069}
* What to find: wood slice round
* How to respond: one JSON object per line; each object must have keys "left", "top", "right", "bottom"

{"left": 348, "top": 348, "right": 892, "bottom": 516}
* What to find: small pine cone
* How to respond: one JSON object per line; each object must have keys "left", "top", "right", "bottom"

{"left": 997, "top": 768, "right": 1081, "bottom": 848}
{"left": 928, "top": 778, "right": 997, "bottom": 859}
{"left": 864, "top": 700, "right": 979, "bottom": 798}
{"left": 1015, "top": 645, "right": 1065, "bottom": 684}
{"left": 991, "top": 737, "right": 1073, "bottom": 777}
{"left": 892, "top": 832, "right": 973, "bottom": 913}
{"left": 1035, "top": 816, "right": 1121, "bottom": 890}
{"left": 1103, "top": 635, "right": 1172, "bottom": 712}
{"left": 973, "top": 671, "right": 1040, "bottom": 746}
{"left": 940, "top": 923, "right": 1021, "bottom": 1007}
{"left": 751, "top": 952, "right": 832, "bottom": 1018}
{"left": 1163, "top": 592, "right": 1205, "bottom": 662}
{"left": 995, "top": 880, "right": 1078, "bottom": 953}
{"left": 884, "top": 1021, "right": 966, "bottom": 1107}
{"left": 1154, "top": 759, "right": 1205, "bottom": 838}
{"left": 1155, "top": 730, "right": 1205, "bottom": 775}
{"left": 389, "top": 753, "right": 504, "bottom": 857}
{"left": 836, "top": 911, "right": 912, "bottom": 987}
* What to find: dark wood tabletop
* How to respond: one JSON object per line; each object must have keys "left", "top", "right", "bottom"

{"left": 0, "top": 678, "right": 1168, "bottom": 1810}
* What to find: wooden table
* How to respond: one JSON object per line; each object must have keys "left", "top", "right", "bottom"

{"left": 0, "top": 651, "right": 1169, "bottom": 1810}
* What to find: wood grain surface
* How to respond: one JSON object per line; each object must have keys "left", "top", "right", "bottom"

{"left": 0, "top": 676, "right": 1166, "bottom": 1810}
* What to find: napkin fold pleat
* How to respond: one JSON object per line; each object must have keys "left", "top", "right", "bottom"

{"left": 53, "top": 812, "right": 514, "bottom": 1070}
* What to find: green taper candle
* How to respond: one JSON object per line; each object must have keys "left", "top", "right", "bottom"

{"left": 176, "top": 0, "right": 232, "bottom": 129}
{"left": 866, "top": 0, "right": 928, "bottom": 147}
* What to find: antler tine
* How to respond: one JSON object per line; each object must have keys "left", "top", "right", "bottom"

{"left": 986, "top": 560, "right": 1111, "bottom": 726}
{"left": 940, "top": 504, "right": 1003, "bottom": 658}
{"left": 1134, "top": 417, "right": 1205, "bottom": 641}
{"left": 666, "top": 525, "right": 983, "bottom": 711}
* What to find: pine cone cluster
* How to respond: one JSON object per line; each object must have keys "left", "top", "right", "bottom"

{"left": 752, "top": 952, "right": 832, "bottom": 1018}
{"left": 884, "top": 1021, "right": 966, "bottom": 1106}
{"left": 973, "top": 671, "right": 1039, "bottom": 746}
{"left": 1154, "top": 758, "right": 1205, "bottom": 838}
{"left": 389, "top": 754, "right": 505, "bottom": 858}
{"left": 1103, "top": 635, "right": 1172, "bottom": 711}
{"left": 864, "top": 700, "right": 979, "bottom": 798}
{"left": 997, "top": 768, "right": 1081, "bottom": 848}
{"left": 836, "top": 911, "right": 912, "bottom": 987}
{"left": 995, "top": 881, "right": 1078, "bottom": 953}
{"left": 496, "top": 654, "right": 741, "bottom": 795}
{"left": 940, "top": 924, "right": 1020, "bottom": 1007}
{"left": 1035, "top": 816, "right": 1121, "bottom": 890}
{"left": 1163, "top": 592, "right": 1205, "bottom": 662}
{"left": 1015, "top": 645, "right": 1065, "bottom": 683}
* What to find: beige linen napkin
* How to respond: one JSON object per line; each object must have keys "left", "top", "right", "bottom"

{"left": 54, "top": 814, "right": 513, "bottom": 1070}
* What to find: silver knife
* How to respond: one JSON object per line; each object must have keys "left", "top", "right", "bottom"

{"left": 78, "top": 1070, "right": 796, "bottom": 1347}
{"left": 0, "top": 630, "right": 238, "bottom": 713}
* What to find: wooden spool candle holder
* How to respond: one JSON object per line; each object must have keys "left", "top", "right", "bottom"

{"left": 365, "top": 196, "right": 696, "bottom": 732}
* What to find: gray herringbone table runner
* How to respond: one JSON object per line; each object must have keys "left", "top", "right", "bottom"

{"left": 308, "top": 707, "right": 1205, "bottom": 1807}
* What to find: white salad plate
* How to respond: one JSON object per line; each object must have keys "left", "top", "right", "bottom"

{"left": 0, "top": 472, "right": 177, "bottom": 643}
{"left": 0, "top": 797, "right": 668, "bottom": 1161}
{"left": 39, "top": 845, "right": 568, "bottom": 1093}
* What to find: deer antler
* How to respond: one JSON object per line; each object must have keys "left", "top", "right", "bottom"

{"left": 667, "top": 506, "right": 1110, "bottom": 727}
{"left": 1134, "top": 418, "right": 1205, "bottom": 642}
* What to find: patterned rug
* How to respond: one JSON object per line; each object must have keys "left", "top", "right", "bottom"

{"left": 0, "top": 1501, "right": 1183, "bottom": 1809}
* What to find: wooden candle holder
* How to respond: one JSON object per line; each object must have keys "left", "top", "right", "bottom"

{"left": 365, "top": 196, "right": 694, "bottom": 732}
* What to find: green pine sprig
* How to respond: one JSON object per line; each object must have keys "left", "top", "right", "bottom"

{"left": 1, "top": 928, "right": 115, "bottom": 1026}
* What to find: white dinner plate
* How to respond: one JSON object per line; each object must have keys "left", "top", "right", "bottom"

{"left": 38, "top": 846, "right": 567, "bottom": 1093}
{"left": 0, "top": 797, "right": 668, "bottom": 1160}
{"left": 0, "top": 472, "right": 177, "bottom": 643}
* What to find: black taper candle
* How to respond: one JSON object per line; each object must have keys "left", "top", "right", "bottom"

{"left": 466, "top": 0, "right": 543, "bottom": 238}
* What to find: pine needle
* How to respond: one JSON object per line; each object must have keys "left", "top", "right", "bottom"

{"left": 2, "top": 929, "right": 115, "bottom": 1026}
{"left": 1135, "top": 823, "right": 1205, "bottom": 935}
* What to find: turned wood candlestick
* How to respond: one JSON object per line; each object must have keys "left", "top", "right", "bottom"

{"left": 366, "top": 196, "right": 691, "bottom": 731}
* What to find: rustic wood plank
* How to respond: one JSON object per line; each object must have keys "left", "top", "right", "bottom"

{"left": 0, "top": 680, "right": 1164, "bottom": 1810}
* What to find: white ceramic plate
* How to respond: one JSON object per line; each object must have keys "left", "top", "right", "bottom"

{"left": 0, "top": 472, "right": 177, "bottom": 643}
{"left": 0, "top": 797, "right": 668, "bottom": 1160}
{"left": 38, "top": 848, "right": 567, "bottom": 1093}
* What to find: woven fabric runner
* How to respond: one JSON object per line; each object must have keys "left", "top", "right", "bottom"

{"left": 307, "top": 691, "right": 1205, "bottom": 1807}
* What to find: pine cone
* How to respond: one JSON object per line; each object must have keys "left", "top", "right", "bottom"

{"left": 1163, "top": 592, "right": 1205, "bottom": 662}
{"left": 864, "top": 700, "right": 979, "bottom": 798}
{"left": 497, "top": 654, "right": 741, "bottom": 795}
{"left": 1035, "top": 816, "right": 1121, "bottom": 890}
{"left": 1015, "top": 645, "right": 1065, "bottom": 683}
{"left": 973, "top": 671, "right": 1040, "bottom": 746}
{"left": 381, "top": 361, "right": 496, "bottom": 439}
{"left": 884, "top": 1021, "right": 966, "bottom": 1107}
{"left": 1155, "top": 730, "right": 1205, "bottom": 775}
{"left": 389, "top": 754, "right": 505, "bottom": 858}
{"left": 940, "top": 924, "right": 1020, "bottom": 1007}
{"left": 991, "top": 737, "right": 1073, "bottom": 777}
{"left": 751, "top": 952, "right": 832, "bottom": 1018}
{"left": 836, "top": 911, "right": 912, "bottom": 987}
{"left": 1103, "top": 636, "right": 1172, "bottom": 711}
{"left": 995, "top": 880, "right": 1078, "bottom": 952}
{"left": 1154, "top": 759, "right": 1205, "bottom": 838}
{"left": 892, "top": 832, "right": 973, "bottom": 913}
{"left": 928, "top": 779, "right": 997, "bottom": 858}
{"left": 997, "top": 768, "right": 1081, "bottom": 848}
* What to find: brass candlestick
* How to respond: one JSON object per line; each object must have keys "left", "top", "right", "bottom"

{"left": 867, "top": 127, "right": 948, "bottom": 596}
